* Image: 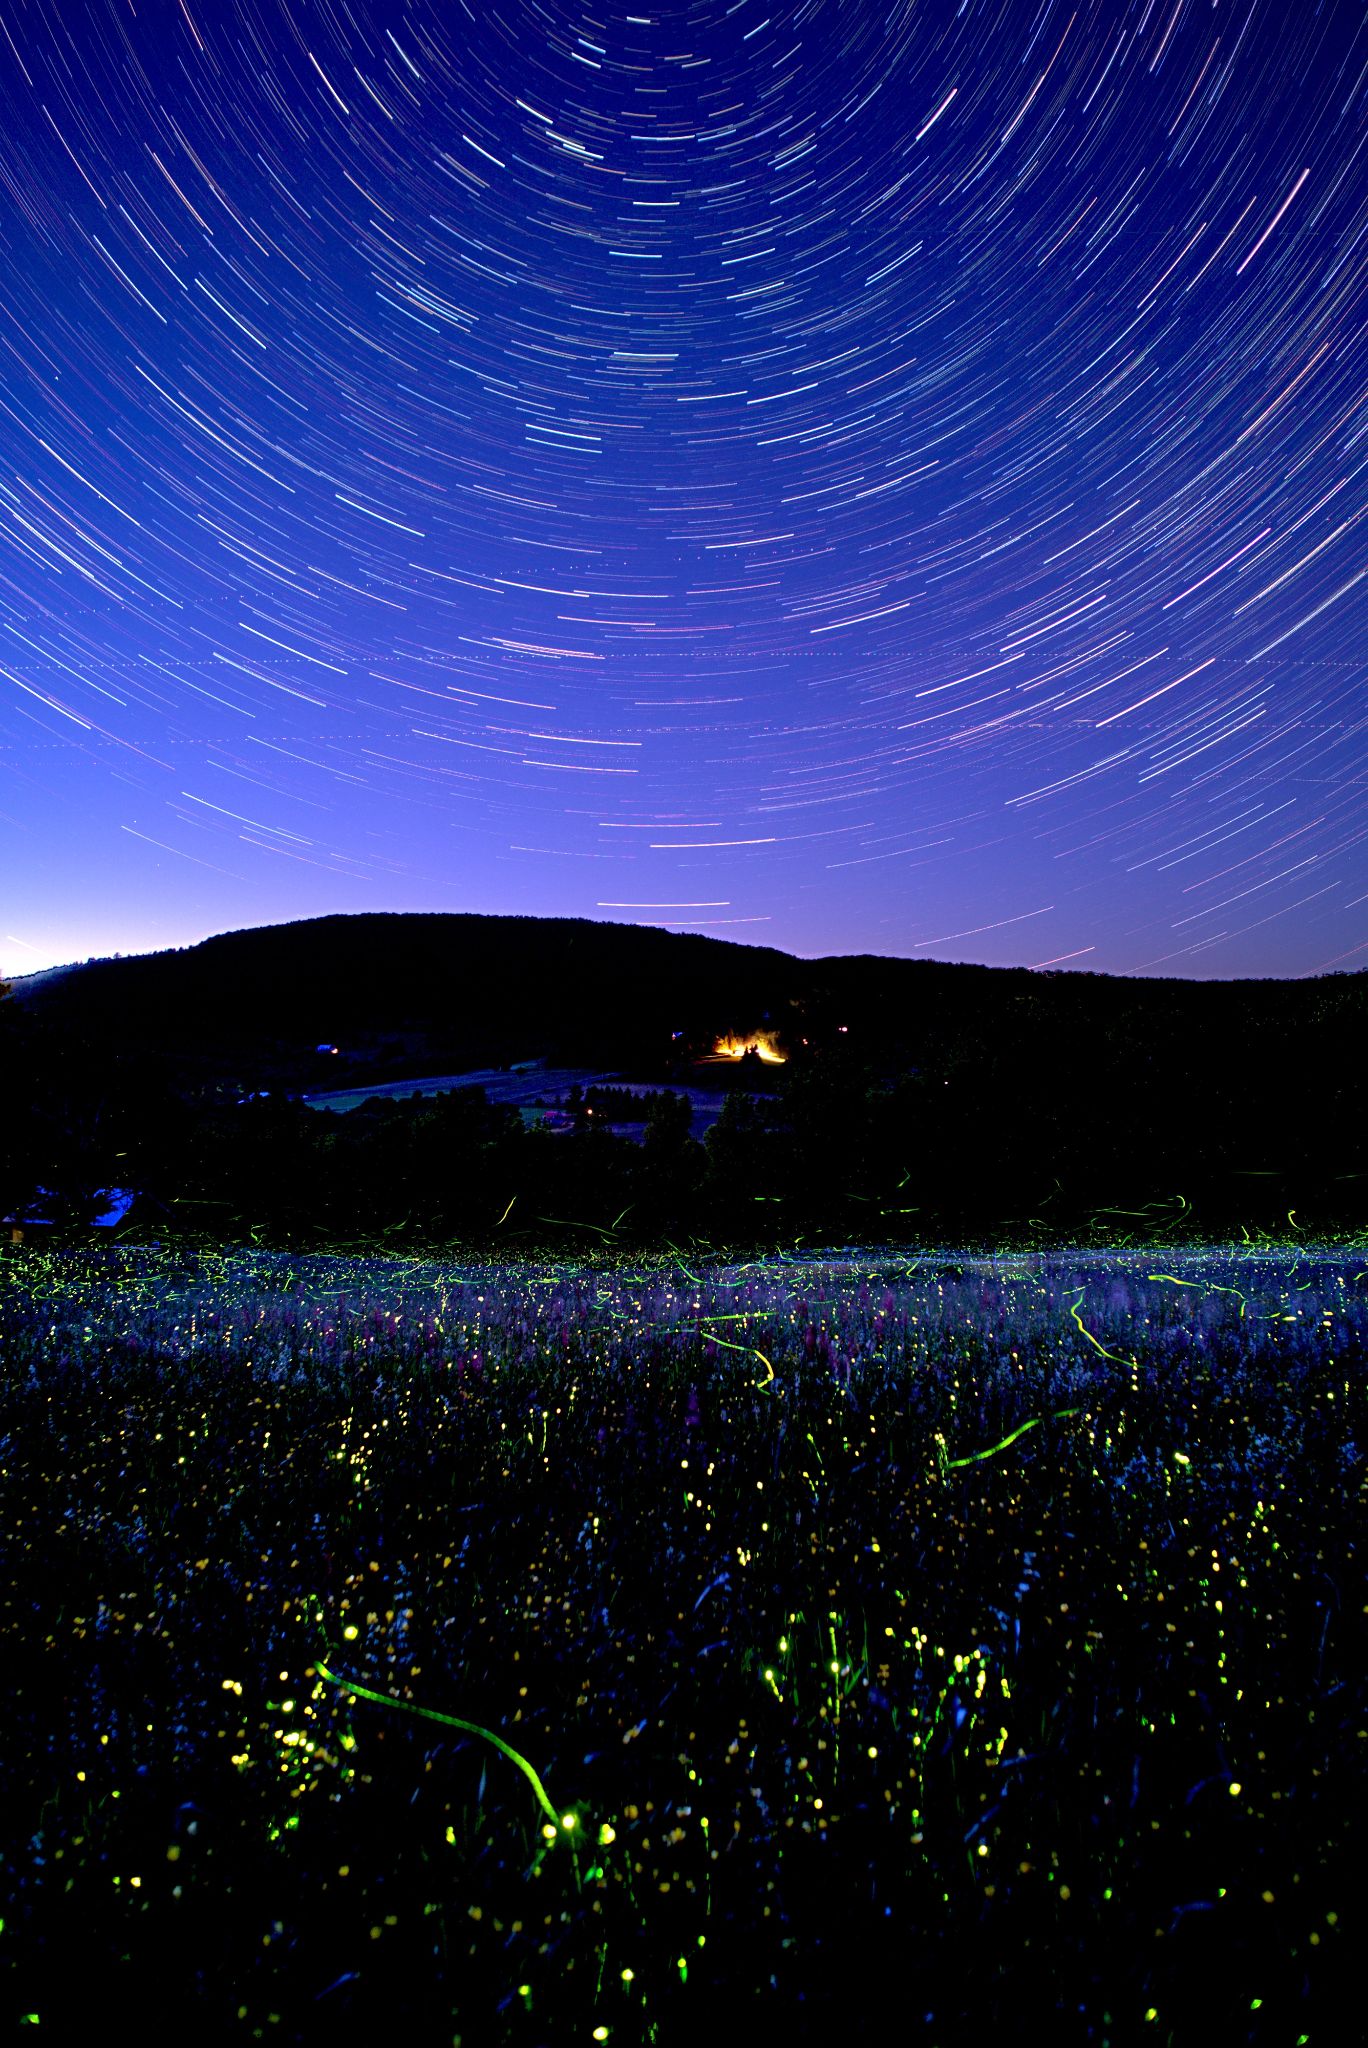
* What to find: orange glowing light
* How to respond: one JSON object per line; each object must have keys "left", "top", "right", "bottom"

{"left": 711, "top": 1031, "right": 786, "bottom": 1064}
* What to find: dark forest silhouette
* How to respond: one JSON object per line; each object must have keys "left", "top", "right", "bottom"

{"left": 4, "top": 912, "right": 1365, "bottom": 1250}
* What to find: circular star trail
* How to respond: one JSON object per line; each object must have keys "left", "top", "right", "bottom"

{"left": 1, "top": 0, "right": 1365, "bottom": 976}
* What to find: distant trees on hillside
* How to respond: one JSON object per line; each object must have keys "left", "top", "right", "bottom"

{"left": 5, "top": 952, "right": 1366, "bottom": 1252}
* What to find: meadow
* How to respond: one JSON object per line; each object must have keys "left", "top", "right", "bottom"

{"left": 1, "top": 1245, "right": 1363, "bottom": 2045}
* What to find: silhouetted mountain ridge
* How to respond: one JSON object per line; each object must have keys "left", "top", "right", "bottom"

{"left": 8, "top": 909, "right": 1366, "bottom": 1098}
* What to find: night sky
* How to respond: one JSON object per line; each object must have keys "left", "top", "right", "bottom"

{"left": 2, "top": 0, "right": 1366, "bottom": 982}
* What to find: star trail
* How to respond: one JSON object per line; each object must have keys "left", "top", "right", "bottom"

{"left": 1, "top": 0, "right": 1365, "bottom": 978}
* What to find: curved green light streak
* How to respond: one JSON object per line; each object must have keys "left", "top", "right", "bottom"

{"left": 944, "top": 1407, "right": 1082, "bottom": 1469}
{"left": 1147, "top": 1272, "right": 1249, "bottom": 1317}
{"left": 533, "top": 1213, "right": 620, "bottom": 1240}
{"left": 1066, "top": 1288, "right": 1139, "bottom": 1368}
{"left": 697, "top": 1324, "right": 775, "bottom": 1387}
{"left": 697, "top": 1326, "right": 751, "bottom": 1353}
{"left": 314, "top": 1660, "right": 562, "bottom": 1827}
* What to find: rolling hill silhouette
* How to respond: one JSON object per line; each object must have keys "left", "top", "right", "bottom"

{"left": 4, "top": 914, "right": 1365, "bottom": 1244}
{"left": 9, "top": 912, "right": 1367, "bottom": 1086}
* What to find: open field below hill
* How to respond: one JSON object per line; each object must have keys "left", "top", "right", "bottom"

{"left": 298, "top": 1066, "right": 743, "bottom": 1137}
{"left": 1, "top": 1246, "right": 1363, "bottom": 2044}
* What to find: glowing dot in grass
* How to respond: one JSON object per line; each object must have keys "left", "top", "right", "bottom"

{"left": 343, "top": 1625, "right": 358, "bottom": 1641}
{"left": 561, "top": 1813, "right": 577, "bottom": 1831}
{"left": 594, "top": 2031, "right": 610, "bottom": 2042}
{"left": 598, "top": 1823, "right": 616, "bottom": 1846}
{"left": 1230, "top": 1782, "right": 1242, "bottom": 1796}
{"left": 621, "top": 1969, "right": 634, "bottom": 1983}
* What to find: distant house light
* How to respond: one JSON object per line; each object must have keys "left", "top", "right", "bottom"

{"left": 316, "top": 1043, "right": 339, "bottom": 1055}
{"left": 711, "top": 1030, "right": 786, "bottom": 1064}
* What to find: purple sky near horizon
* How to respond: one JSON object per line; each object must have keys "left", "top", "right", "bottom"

{"left": 2, "top": 0, "right": 1366, "bottom": 982}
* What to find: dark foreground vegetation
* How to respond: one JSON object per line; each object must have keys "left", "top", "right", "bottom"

{"left": 4, "top": 914, "right": 1367, "bottom": 1253}
{"left": 2, "top": 1245, "right": 1363, "bottom": 2044}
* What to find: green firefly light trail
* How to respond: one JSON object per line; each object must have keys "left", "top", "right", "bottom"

{"left": 943, "top": 1408, "right": 1082, "bottom": 1469}
{"left": 1066, "top": 1288, "right": 1138, "bottom": 1367}
{"left": 698, "top": 1323, "right": 776, "bottom": 1386}
{"left": 1148, "top": 1272, "right": 1250, "bottom": 1317}
{"left": 534, "top": 1213, "right": 621, "bottom": 1240}
{"left": 313, "top": 1660, "right": 564, "bottom": 1828}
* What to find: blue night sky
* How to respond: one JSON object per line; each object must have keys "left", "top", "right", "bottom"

{"left": 2, "top": 0, "right": 1366, "bottom": 980}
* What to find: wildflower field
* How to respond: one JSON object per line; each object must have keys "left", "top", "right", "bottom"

{"left": 1, "top": 1245, "right": 1363, "bottom": 2045}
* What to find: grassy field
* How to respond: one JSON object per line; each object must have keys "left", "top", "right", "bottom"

{"left": 1, "top": 1245, "right": 1363, "bottom": 2044}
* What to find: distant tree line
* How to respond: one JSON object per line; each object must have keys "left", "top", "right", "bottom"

{"left": 3, "top": 971, "right": 1365, "bottom": 1251}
